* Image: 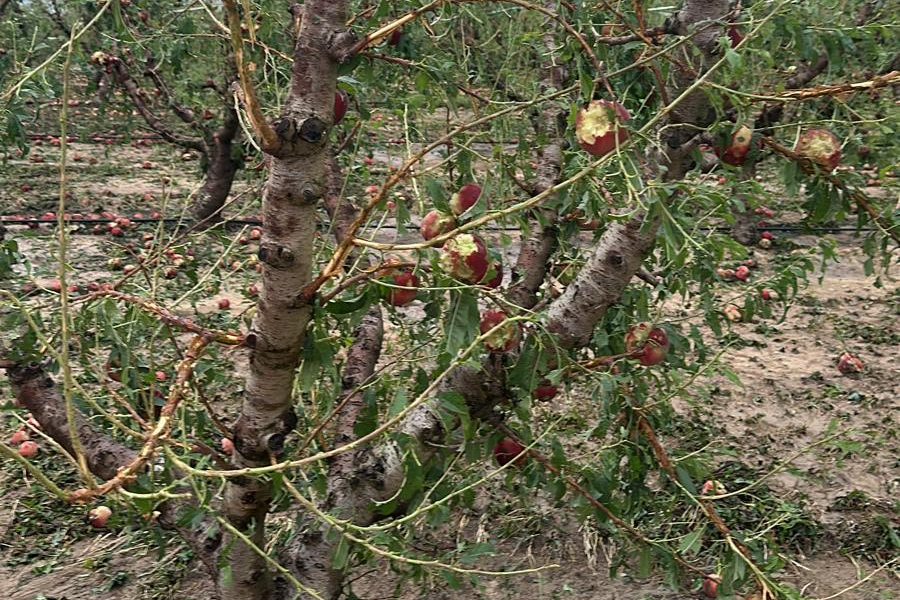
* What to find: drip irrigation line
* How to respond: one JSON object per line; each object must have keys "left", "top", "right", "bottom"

{"left": 0, "top": 216, "right": 887, "bottom": 235}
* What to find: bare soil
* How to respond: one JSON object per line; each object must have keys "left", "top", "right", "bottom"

{"left": 1, "top": 137, "right": 897, "bottom": 599}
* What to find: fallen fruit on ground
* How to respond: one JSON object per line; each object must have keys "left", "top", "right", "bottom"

{"left": 735, "top": 265, "right": 750, "bottom": 281}
{"left": 575, "top": 99, "right": 630, "bottom": 157}
{"left": 794, "top": 129, "right": 842, "bottom": 172}
{"left": 760, "top": 288, "right": 779, "bottom": 301}
{"left": 493, "top": 438, "right": 526, "bottom": 466}
{"left": 532, "top": 380, "right": 559, "bottom": 402}
{"left": 479, "top": 309, "right": 520, "bottom": 353}
{"left": 449, "top": 183, "right": 482, "bottom": 216}
{"left": 440, "top": 233, "right": 489, "bottom": 284}
{"left": 18, "top": 440, "right": 39, "bottom": 457}
{"left": 723, "top": 304, "right": 742, "bottom": 322}
{"left": 221, "top": 438, "right": 235, "bottom": 455}
{"left": 836, "top": 352, "right": 863, "bottom": 375}
{"left": 702, "top": 575, "right": 720, "bottom": 598}
{"left": 8, "top": 429, "right": 29, "bottom": 445}
{"left": 624, "top": 322, "right": 670, "bottom": 366}
{"left": 217, "top": 298, "right": 231, "bottom": 310}
{"left": 88, "top": 505, "right": 112, "bottom": 528}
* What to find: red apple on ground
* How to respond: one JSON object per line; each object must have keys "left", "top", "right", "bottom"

{"left": 532, "top": 380, "right": 559, "bottom": 402}
{"left": 333, "top": 90, "right": 349, "bottom": 124}
{"left": 493, "top": 438, "right": 526, "bottom": 467}
{"left": 716, "top": 124, "right": 753, "bottom": 166}
{"left": 217, "top": 298, "right": 231, "bottom": 310}
{"left": 836, "top": 352, "right": 863, "bottom": 375}
{"left": 575, "top": 100, "right": 630, "bottom": 157}
{"left": 624, "top": 323, "right": 670, "bottom": 366}
{"left": 386, "top": 270, "right": 419, "bottom": 306}
{"left": 479, "top": 309, "right": 520, "bottom": 353}
{"left": 760, "top": 231, "right": 774, "bottom": 240}
{"left": 723, "top": 304, "right": 742, "bottom": 322}
{"left": 420, "top": 210, "right": 456, "bottom": 244}
{"left": 18, "top": 440, "right": 39, "bottom": 458}
{"left": 794, "top": 129, "right": 841, "bottom": 172}
{"left": 440, "top": 234, "right": 489, "bottom": 284}
{"left": 221, "top": 438, "right": 235, "bottom": 455}
{"left": 8, "top": 429, "right": 29, "bottom": 445}
{"left": 449, "top": 183, "right": 482, "bottom": 216}
{"left": 88, "top": 505, "right": 112, "bottom": 528}
{"left": 759, "top": 288, "right": 779, "bottom": 301}
{"left": 735, "top": 265, "right": 750, "bottom": 281}
{"left": 387, "top": 29, "right": 402, "bottom": 46}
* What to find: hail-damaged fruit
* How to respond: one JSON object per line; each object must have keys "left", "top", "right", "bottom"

{"left": 440, "top": 233, "right": 489, "bottom": 284}
{"left": 17, "top": 440, "right": 39, "bottom": 458}
{"left": 493, "top": 438, "right": 527, "bottom": 467}
{"left": 88, "top": 505, "right": 112, "bottom": 528}
{"left": 532, "top": 380, "right": 559, "bottom": 402}
{"left": 333, "top": 90, "right": 349, "bottom": 124}
{"left": 385, "top": 270, "right": 419, "bottom": 307}
{"left": 479, "top": 309, "right": 520, "bottom": 353}
{"left": 449, "top": 183, "right": 482, "bottom": 216}
{"left": 420, "top": 210, "right": 456, "bottom": 245}
{"left": 624, "top": 322, "right": 670, "bottom": 366}
{"left": 575, "top": 99, "right": 630, "bottom": 158}
{"left": 716, "top": 124, "right": 753, "bottom": 166}
{"left": 794, "top": 129, "right": 842, "bottom": 172}
{"left": 727, "top": 26, "right": 744, "bottom": 48}
{"left": 836, "top": 352, "right": 864, "bottom": 375}
{"left": 482, "top": 260, "right": 503, "bottom": 289}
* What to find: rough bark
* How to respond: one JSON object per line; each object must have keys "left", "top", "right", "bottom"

{"left": 223, "top": 2, "right": 349, "bottom": 599}
{"left": 193, "top": 92, "right": 241, "bottom": 224}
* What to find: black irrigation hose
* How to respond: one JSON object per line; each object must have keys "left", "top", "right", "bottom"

{"left": 0, "top": 216, "right": 885, "bottom": 234}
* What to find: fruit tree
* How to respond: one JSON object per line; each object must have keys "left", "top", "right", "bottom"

{"left": 1, "top": 1, "right": 898, "bottom": 599}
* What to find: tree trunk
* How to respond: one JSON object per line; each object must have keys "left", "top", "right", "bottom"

{"left": 221, "top": 1, "right": 349, "bottom": 598}
{"left": 193, "top": 101, "right": 241, "bottom": 225}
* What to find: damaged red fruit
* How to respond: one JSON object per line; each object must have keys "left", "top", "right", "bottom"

{"left": 624, "top": 322, "right": 670, "bottom": 366}
{"left": 449, "top": 183, "right": 481, "bottom": 216}
{"left": 716, "top": 124, "right": 753, "bottom": 166}
{"left": 493, "top": 437, "right": 526, "bottom": 467}
{"left": 420, "top": 210, "right": 456, "bottom": 244}
{"left": 440, "top": 233, "right": 489, "bottom": 284}
{"left": 385, "top": 270, "right": 419, "bottom": 307}
{"left": 795, "top": 129, "right": 841, "bottom": 172}
{"left": 575, "top": 100, "right": 630, "bottom": 158}
{"left": 836, "top": 352, "right": 863, "bottom": 375}
{"left": 479, "top": 309, "right": 520, "bottom": 353}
